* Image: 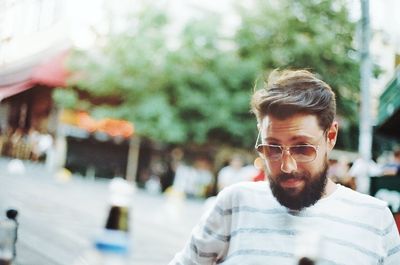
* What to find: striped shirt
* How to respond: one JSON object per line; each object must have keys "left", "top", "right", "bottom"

{"left": 169, "top": 181, "right": 400, "bottom": 264}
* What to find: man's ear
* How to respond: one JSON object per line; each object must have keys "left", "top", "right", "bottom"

{"left": 327, "top": 121, "right": 338, "bottom": 150}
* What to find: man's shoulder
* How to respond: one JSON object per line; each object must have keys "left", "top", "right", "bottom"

{"left": 215, "top": 181, "right": 277, "bottom": 210}
{"left": 218, "top": 181, "right": 271, "bottom": 202}
{"left": 337, "top": 184, "right": 388, "bottom": 209}
{"left": 224, "top": 180, "right": 269, "bottom": 193}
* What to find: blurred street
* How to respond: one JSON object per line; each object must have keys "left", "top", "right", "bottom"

{"left": 2, "top": 0, "right": 400, "bottom": 264}
{"left": 0, "top": 158, "right": 205, "bottom": 265}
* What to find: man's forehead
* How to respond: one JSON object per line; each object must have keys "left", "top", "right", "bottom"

{"left": 260, "top": 114, "right": 322, "bottom": 138}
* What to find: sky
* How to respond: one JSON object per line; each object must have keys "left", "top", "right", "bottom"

{"left": 65, "top": 0, "right": 400, "bottom": 88}
{"left": 349, "top": 0, "right": 400, "bottom": 44}
{"left": 65, "top": 0, "right": 240, "bottom": 50}
{"left": 1, "top": 0, "right": 399, "bottom": 70}
{"left": 62, "top": 0, "right": 400, "bottom": 53}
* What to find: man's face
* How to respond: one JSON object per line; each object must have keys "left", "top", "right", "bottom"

{"left": 259, "top": 114, "right": 337, "bottom": 210}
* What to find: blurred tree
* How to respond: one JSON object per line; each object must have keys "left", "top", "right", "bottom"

{"left": 62, "top": 6, "right": 260, "bottom": 146}
{"left": 59, "top": 0, "right": 360, "bottom": 149}
{"left": 163, "top": 14, "right": 260, "bottom": 146}
{"left": 65, "top": 7, "right": 183, "bottom": 141}
{"left": 235, "top": 0, "right": 360, "bottom": 149}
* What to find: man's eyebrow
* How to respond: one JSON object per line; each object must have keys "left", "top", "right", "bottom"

{"left": 290, "top": 135, "right": 315, "bottom": 141}
{"left": 264, "top": 137, "right": 280, "bottom": 142}
{"left": 264, "top": 135, "right": 315, "bottom": 142}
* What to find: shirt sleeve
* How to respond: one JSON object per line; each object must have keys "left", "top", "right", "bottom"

{"left": 382, "top": 208, "right": 400, "bottom": 265}
{"left": 168, "top": 188, "right": 233, "bottom": 265}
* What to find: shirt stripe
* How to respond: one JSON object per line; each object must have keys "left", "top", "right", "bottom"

{"left": 169, "top": 182, "right": 400, "bottom": 265}
{"left": 215, "top": 205, "right": 389, "bottom": 236}
{"left": 189, "top": 237, "right": 218, "bottom": 258}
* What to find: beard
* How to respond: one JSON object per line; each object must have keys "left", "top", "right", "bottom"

{"left": 269, "top": 159, "right": 329, "bottom": 211}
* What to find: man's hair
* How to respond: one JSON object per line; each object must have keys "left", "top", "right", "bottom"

{"left": 251, "top": 69, "right": 336, "bottom": 132}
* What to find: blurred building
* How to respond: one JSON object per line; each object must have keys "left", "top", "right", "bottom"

{"left": 370, "top": 8, "right": 400, "bottom": 142}
{"left": 59, "top": 109, "right": 136, "bottom": 180}
{"left": 0, "top": 0, "right": 141, "bottom": 180}
{"left": 362, "top": 1, "right": 400, "bottom": 145}
{"left": 376, "top": 67, "right": 400, "bottom": 139}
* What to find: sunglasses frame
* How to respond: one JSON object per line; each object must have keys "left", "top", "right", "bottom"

{"left": 254, "top": 130, "right": 324, "bottom": 163}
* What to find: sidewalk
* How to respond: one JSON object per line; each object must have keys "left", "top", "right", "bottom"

{"left": 0, "top": 157, "right": 54, "bottom": 178}
{"left": 0, "top": 156, "right": 205, "bottom": 265}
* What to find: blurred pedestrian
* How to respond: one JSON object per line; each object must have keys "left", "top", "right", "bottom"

{"left": 382, "top": 148, "right": 400, "bottom": 176}
{"left": 169, "top": 69, "right": 400, "bottom": 264}
{"left": 327, "top": 157, "right": 354, "bottom": 189}
{"left": 217, "top": 154, "right": 257, "bottom": 192}
{"left": 170, "top": 157, "right": 213, "bottom": 199}
{"left": 348, "top": 157, "right": 383, "bottom": 194}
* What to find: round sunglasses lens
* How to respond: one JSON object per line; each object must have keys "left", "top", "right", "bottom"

{"left": 290, "top": 146, "right": 316, "bottom": 162}
{"left": 257, "top": 145, "right": 281, "bottom": 161}
{"left": 257, "top": 145, "right": 317, "bottom": 162}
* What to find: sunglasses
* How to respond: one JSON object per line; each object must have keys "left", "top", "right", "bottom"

{"left": 255, "top": 131, "right": 324, "bottom": 163}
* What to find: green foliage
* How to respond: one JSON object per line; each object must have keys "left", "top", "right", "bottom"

{"left": 63, "top": 0, "right": 360, "bottom": 149}
{"left": 235, "top": 0, "right": 360, "bottom": 123}
{"left": 52, "top": 88, "right": 78, "bottom": 109}
{"left": 161, "top": 14, "right": 260, "bottom": 146}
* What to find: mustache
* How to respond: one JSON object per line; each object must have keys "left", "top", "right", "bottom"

{"left": 277, "top": 172, "right": 309, "bottom": 182}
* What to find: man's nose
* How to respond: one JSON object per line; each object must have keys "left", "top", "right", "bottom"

{"left": 280, "top": 149, "right": 297, "bottom": 173}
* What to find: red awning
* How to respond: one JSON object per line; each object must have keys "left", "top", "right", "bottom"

{"left": 0, "top": 80, "right": 33, "bottom": 101}
{"left": 31, "top": 50, "right": 69, "bottom": 87}
{"left": 0, "top": 49, "right": 70, "bottom": 100}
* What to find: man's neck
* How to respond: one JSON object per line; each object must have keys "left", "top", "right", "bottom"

{"left": 323, "top": 178, "right": 337, "bottom": 198}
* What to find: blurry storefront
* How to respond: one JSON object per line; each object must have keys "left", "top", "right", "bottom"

{"left": 0, "top": 47, "right": 141, "bottom": 181}
{"left": 59, "top": 110, "right": 138, "bottom": 181}
{"left": 376, "top": 67, "right": 400, "bottom": 140}
{"left": 0, "top": 49, "right": 68, "bottom": 160}
{"left": 374, "top": 67, "right": 400, "bottom": 226}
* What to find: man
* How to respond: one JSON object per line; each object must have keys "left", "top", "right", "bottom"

{"left": 383, "top": 148, "right": 400, "bottom": 176}
{"left": 217, "top": 154, "right": 257, "bottom": 192}
{"left": 169, "top": 69, "right": 400, "bottom": 264}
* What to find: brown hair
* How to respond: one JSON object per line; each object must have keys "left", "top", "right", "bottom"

{"left": 251, "top": 69, "right": 336, "bottom": 132}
